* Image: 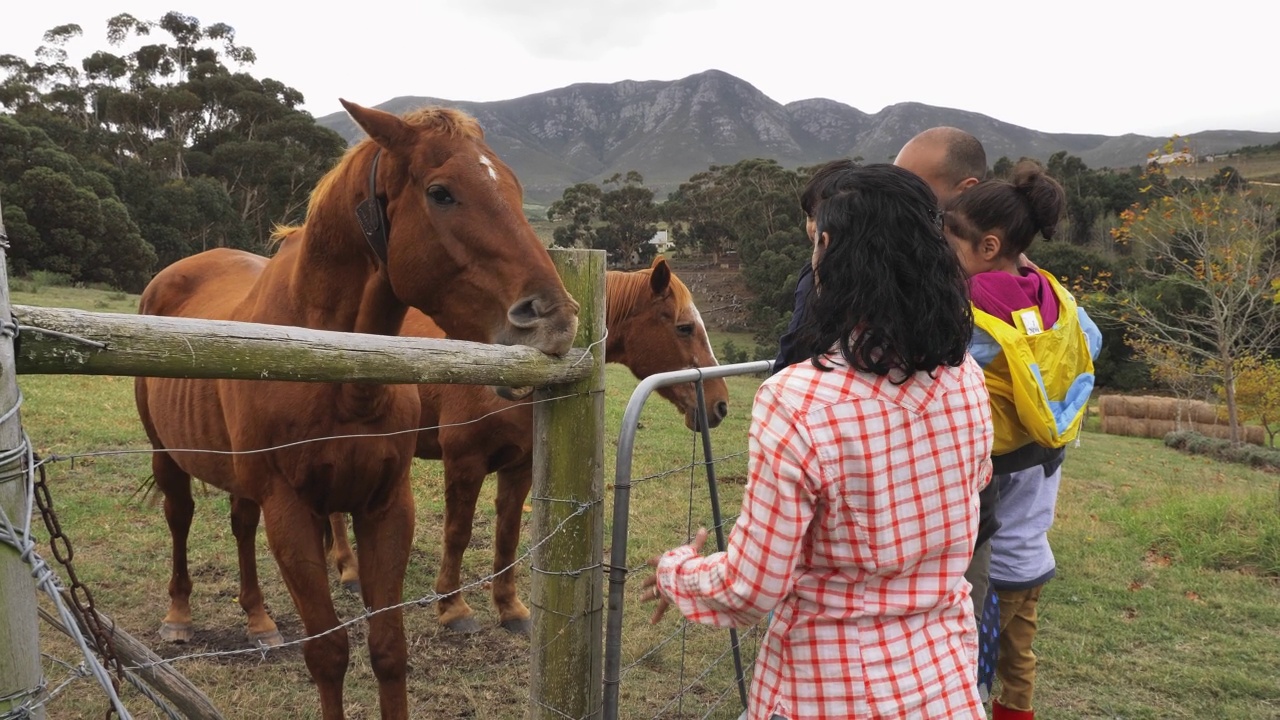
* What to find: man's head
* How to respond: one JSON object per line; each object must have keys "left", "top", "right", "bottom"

{"left": 893, "top": 127, "right": 987, "bottom": 206}
{"left": 800, "top": 158, "right": 860, "bottom": 240}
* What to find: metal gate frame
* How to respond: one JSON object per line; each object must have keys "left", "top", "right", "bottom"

{"left": 602, "top": 359, "right": 773, "bottom": 720}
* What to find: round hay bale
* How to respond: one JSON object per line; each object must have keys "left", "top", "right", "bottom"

{"left": 1100, "top": 415, "right": 1122, "bottom": 435}
{"left": 1109, "top": 417, "right": 1147, "bottom": 437}
{"left": 1118, "top": 396, "right": 1146, "bottom": 418}
{"left": 1146, "top": 397, "right": 1178, "bottom": 421}
{"left": 1146, "top": 419, "right": 1177, "bottom": 438}
{"left": 1187, "top": 400, "right": 1221, "bottom": 425}
{"left": 1098, "top": 395, "right": 1124, "bottom": 419}
{"left": 1245, "top": 425, "right": 1267, "bottom": 446}
{"left": 1192, "top": 422, "right": 1230, "bottom": 440}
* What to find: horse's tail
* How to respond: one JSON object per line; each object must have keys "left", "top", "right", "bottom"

{"left": 321, "top": 513, "right": 334, "bottom": 552}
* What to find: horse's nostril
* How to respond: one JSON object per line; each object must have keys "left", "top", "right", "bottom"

{"left": 714, "top": 401, "right": 729, "bottom": 421}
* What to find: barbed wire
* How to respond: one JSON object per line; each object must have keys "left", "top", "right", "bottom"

{"left": 630, "top": 450, "right": 747, "bottom": 487}
{"left": 9, "top": 321, "right": 754, "bottom": 719}
{"left": 36, "top": 388, "right": 602, "bottom": 468}
{"left": 126, "top": 494, "right": 601, "bottom": 671}
{"left": 5, "top": 383, "right": 605, "bottom": 718}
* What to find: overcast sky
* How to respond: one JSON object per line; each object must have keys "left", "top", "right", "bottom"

{"left": 2, "top": 0, "right": 1276, "bottom": 137}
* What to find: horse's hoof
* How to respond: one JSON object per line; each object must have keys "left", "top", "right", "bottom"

{"left": 499, "top": 617, "right": 532, "bottom": 636}
{"left": 248, "top": 629, "right": 284, "bottom": 648}
{"left": 341, "top": 579, "right": 362, "bottom": 595}
{"left": 443, "top": 616, "right": 484, "bottom": 635}
{"left": 159, "top": 622, "right": 193, "bottom": 643}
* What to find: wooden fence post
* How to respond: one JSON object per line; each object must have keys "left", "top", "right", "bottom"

{"left": 529, "top": 248, "right": 605, "bottom": 720}
{"left": 0, "top": 200, "right": 44, "bottom": 719}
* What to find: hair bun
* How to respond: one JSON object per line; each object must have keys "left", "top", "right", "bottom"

{"left": 1010, "top": 160, "right": 1064, "bottom": 240}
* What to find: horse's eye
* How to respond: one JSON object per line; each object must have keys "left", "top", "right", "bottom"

{"left": 676, "top": 323, "right": 695, "bottom": 337}
{"left": 426, "top": 185, "right": 455, "bottom": 205}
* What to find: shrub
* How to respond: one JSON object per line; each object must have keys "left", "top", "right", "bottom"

{"left": 1164, "top": 431, "right": 1280, "bottom": 470}
{"left": 721, "top": 340, "right": 749, "bottom": 365}
{"left": 30, "top": 270, "right": 73, "bottom": 289}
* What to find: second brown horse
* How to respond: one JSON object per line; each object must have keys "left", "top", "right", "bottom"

{"left": 328, "top": 256, "right": 731, "bottom": 633}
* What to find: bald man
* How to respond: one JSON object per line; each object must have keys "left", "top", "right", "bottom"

{"left": 893, "top": 126, "right": 988, "bottom": 205}
{"left": 897, "top": 126, "right": 1017, "bottom": 705}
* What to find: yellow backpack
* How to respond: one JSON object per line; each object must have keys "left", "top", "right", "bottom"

{"left": 972, "top": 270, "right": 1097, "bottom": 456}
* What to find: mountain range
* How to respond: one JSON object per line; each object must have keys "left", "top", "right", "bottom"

{"left": 314, "top": 69, "right": 1280, "bottom": 204}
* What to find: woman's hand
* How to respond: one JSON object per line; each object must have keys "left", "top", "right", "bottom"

{"left": 640, "top": 527, "right": 709, "bottom": 624}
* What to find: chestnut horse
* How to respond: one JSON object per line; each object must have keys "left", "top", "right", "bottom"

{"left": 326, "top": 255, "right": 731, "bottom": 633}
{"left": 133, "top": 101, "right": 579, "bottom": 720}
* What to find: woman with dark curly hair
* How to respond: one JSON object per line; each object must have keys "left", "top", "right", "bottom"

{"left": 642, "top": 163, "right": 993, "bottom": 719}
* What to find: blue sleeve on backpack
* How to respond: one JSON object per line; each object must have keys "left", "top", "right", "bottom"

{"left": 969, "top": 325, "right": 1001, "bottom": 368}
{"left": 1077, "top": 307, "right": 1103, "bottom": 360}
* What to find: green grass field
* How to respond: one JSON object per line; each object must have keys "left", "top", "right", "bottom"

{"left": 6, "top": 283, "right": 1280, "bottom": 719}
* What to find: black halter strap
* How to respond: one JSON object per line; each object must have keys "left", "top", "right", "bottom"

{"left": 354, "top": 149, "right": 391, "bottom": 265}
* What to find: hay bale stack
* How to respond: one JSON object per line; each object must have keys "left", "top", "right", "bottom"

{"left": 1076, "top": 393, "right": 1264, "bottom": 445}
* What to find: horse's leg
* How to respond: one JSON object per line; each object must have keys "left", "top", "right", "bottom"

{"left": 229, "top": 495, "right": 283, "bottom": 646}
{"left": 435, "top": 454, "right": 487, "bottom": 633}
{"left": 326, "top": 513, "right": 362, "bottom": 594}
{"left": 261, "top": 497, "right": 349, "bottom": 720}
{"left": 493, "top": 460, "right": 533, "bottom": 634}
{"left": 351, "top": 481, "right": 413, "bottom": 720}
{"left": 154, "top": 452, "right": 196, "bottom": 643}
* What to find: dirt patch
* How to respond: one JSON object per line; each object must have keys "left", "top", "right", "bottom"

{"left": 154, "top": 615, "right": 306, "bottom": 665}
{"left": 667, "top": 258, "right": 754, "bottom": 334}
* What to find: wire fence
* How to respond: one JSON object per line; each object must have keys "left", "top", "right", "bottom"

{"left": 2, "top": 382, "right": 609, "bottom": 720}
{"left": 604, "top": 361, "right": 774, "bottom": 720}
{"left": 4, "top": 348, "right": 771, "bottom": 719}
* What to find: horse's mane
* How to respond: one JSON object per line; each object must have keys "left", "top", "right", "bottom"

{"left": 606, "top": 262, "right": 693, "bottom": 325}
{"left": 266, "top": 224, "right": 303, "bottom": 252}
{"left": 305, "top": 107, "right": 486, "bottom": 222}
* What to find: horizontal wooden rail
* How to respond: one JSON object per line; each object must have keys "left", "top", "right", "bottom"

{"left": 12, "top": 305, "right": 593, "bottom": 386}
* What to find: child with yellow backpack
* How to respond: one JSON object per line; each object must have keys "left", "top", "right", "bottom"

{"left": 942, "top": 160, "right": 1103, "bottom": 720}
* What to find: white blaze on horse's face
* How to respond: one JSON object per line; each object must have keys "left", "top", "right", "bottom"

{"left": 690, "top": 303, "right": 718, "bottom": 364}
{"left": 479, "top": 155, "right": 498, "bottom": 182}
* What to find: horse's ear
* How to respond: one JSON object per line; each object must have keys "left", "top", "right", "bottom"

{"left": 649, "top": 256, "right": 671, "bottom": 295}
{"left": 341, "top": 99, "right": 411, "bottom": 150}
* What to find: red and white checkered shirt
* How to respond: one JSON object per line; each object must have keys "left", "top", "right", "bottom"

{"left": 656, "top": 353, "right": 993, "bottom": 719}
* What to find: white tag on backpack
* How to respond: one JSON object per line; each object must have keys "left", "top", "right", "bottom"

{"left": 1013, "top": 307, "right": 1044, "bottom": 336}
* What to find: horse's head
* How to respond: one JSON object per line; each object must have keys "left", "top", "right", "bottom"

{"left": 608, "top": 257, "right": 730, "bottom": 431}
{"left": 339, "top": 100, "right": 579, "bottom": 356}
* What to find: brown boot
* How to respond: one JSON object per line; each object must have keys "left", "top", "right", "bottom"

{"left": 992, "top": 700, "right": 1034, "bottom": 720}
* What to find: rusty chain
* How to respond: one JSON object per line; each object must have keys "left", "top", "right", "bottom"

{"left": 30, "top": 454, "right": 125, "bottom": 719}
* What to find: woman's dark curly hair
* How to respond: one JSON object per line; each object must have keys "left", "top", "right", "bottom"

{"left": 800, "top": 163, "right": 972, "bottom": 380}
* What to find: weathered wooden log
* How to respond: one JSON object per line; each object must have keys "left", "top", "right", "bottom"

{"left": 39, "top": 604, "right": 225, "bottom": 720}
{"left": 12, "top": 305, "right": 592, "bottom": 387}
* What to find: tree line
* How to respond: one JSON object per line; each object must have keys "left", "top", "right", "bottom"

{"left": 0, "top": 12, "right": 346, "bottom": 291}
{"left": 548, "top": 145, "right": 1280, "bottom": 445}
{"left": 5, "top": 15, "right": 1277, "bottom": 438}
